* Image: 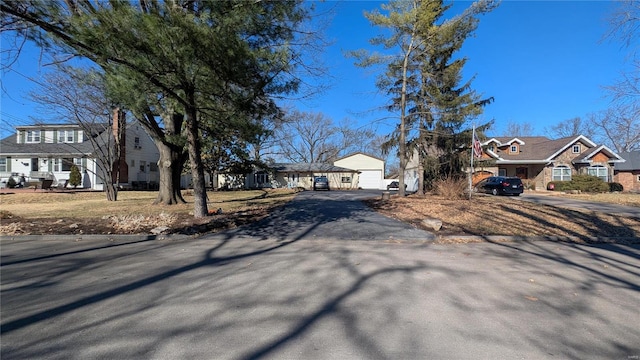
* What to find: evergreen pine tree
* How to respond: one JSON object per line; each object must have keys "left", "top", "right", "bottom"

{"left": 69, "top": 165, "right": 82, "bottom": 188}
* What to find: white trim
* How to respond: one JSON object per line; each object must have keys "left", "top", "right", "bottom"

{"left": 494, "top": 160, "right": 549, "bottom": 165}
{"left": 482, "top": 138, "right": 502, "bottom": 146}
{"left": 545, "top": 135, "right": 596, "bottom": 161}
{"left": 506, "top": 138, "right": 526, "bottom": 145}
{"left": 578, "top": 144, "right": 626, "bottom": 163}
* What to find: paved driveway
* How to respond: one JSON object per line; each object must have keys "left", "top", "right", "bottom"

{"left": 220, "top": 190, "right": 435, "bottom": 242}
{"left": 519, "top": 193, "right": 640, "bottom": 218}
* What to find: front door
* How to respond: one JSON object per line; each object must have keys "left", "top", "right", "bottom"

{"left": 516, "top": 167, "right": 528, "bottom": 179}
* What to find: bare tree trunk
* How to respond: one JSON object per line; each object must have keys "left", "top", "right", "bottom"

{"left": 105, "top": 183, "right": 118, "bottom": 201}
{"left": 154, "top": 141, "right": 187, "bottom": 205}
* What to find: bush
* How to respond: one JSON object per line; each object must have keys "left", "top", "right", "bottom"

{"left": 433, "top": 176, "right": 467, "bottom": 199}
{"left": 570, "top": 174, "right": 609, "bottom": 193}
{"left": 549, "top": 175, "right": 609, "bottom": 193}
{"left": 69, "top": 165, "right": 82, "bottom": 188}
{"left": 609, "top": 182, "right": 624, "bottom": 192}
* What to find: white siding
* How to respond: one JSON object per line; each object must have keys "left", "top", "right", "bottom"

{"left": 358, "top": 170, "right": 383, "bottom": 189}
{"left": 334, "top": 153, "right": 385, "bottom": 189}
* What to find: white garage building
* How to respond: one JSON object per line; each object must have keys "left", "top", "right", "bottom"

{"left": 334, "top": 152, "right": 385, "bottom": 190}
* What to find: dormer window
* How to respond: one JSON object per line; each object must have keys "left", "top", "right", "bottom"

{"left": 489, "top": 145, "right": 495, "bottom": 152}
{"left": 572, "top": 144, "right": 581, "bottom": 153}
{"left": 26, "top": 130, "right": 41, "bottom": 143}
{"left": 510, "top": 144, "right": 518, "bottom": 154}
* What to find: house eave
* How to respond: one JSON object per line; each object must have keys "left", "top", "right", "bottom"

{"left": 494, "top": 160, "right": 549, "bottom": 165}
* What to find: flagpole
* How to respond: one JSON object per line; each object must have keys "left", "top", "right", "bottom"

{"left": 469, "top": 124, "right": 475, "bottom": 200}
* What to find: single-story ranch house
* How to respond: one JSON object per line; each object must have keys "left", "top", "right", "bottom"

{"left": 216, "top": 152, "right": 387, "bottom": 190}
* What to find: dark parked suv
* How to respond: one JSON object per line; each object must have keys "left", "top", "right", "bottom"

{"left": 478, "top": 176, "right": 523, "bottom": 196}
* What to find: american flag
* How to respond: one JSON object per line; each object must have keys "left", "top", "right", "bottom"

{"left": 473, "top": 132, "right": 483, "bottom": 158}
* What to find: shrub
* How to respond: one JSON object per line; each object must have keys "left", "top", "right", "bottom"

{"left": 6, "top": 177, "right": 17, "bottom": 188}
{"left": 570, "top": 174, "right": 609, "bottom": 193}
{"left": 549, "top": 175, "right": 609, "bottom": 193}
{"left": 609, "top": 182, "right": 624, "bottom": 192}
{"left": 69, "top": 165, "right": 82, "bottom": 188}
{"left": 433, "top": 176, "right": 467, "bottom": 199}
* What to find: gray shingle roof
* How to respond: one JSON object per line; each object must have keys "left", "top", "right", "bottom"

{"left": 272, "top": 163, "right": 357, "bottom": 173}
{"left": 615, "top": 151, "right": 640, "bottom": 171}
{"left": 0, "top": 134, "right": 96, "bottom": 156}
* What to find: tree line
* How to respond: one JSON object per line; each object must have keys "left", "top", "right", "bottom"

{"left": 2, "top": 0, "right": 637, "bottom": 213}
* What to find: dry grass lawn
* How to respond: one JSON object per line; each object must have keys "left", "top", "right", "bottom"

{"left": 2, "top": 189, "right": 639, "bottom": 243}
{"left": 0, "top": 189, "right": 296, "bottom": 236}
{"left": 366, "top": 193, "right": 640, "bottom": 243}
{"left": 551, "top": 192, "right": 640, "bottom": 207}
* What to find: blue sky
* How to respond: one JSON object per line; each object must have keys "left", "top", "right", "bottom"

{"left": 0, "top": 0, "right": 629, "bottom": 140}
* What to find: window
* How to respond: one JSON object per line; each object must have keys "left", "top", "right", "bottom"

{"left": 572, "top": 144, "right": 581, "bottom": 153}
{"left": 58, "top": 130, "right": 74, "bottom": 143}
{"left": 149, "top": 162, "right": 158, "bottom": 172}
{"left": 510, "top": 145, "right": 518, "bottom": 153}
{"left": 74, "top": 158, "right": 83, "bottom": 172}
{"left": 341, "top": 176, "right": 351, "bottom": 183}
{"left": 587, "top": 165, "right": 608, "bottom": 182}
{"left": 552, "top": 166, "right": 571, "bottom": 181}
{"left": 488, "top": 145, "right": 495, "bottom": 152}
{"left": 498, "top": 168, "right": 506, "bottom": 177}
{"left": 54, "top": 158, "right": 74, "bottom": 172}
{"left": 255, "top": 172, "right": 269, "bottom": 185}
{"left": 26, "top": 130, "right": 41, "bottom": 143}
{"left": 62, "top": 158, "right": 74, "bottom": 171}
{"left": 637, "top": 175, "right": 640, "bottom": 182}
{"left": 0, "top": 158, "right": 6, "bottom": 172}
{"left": 139, "top": 160, "right": 146, "bottom": 173}
{"left": 134, "top": 137, "right": 141, "bottom": 149}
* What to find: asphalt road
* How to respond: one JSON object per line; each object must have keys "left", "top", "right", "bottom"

{"left": 1, "top": 191, "right": 639, "bottom": 360}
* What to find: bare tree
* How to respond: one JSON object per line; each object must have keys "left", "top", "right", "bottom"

{"left": 544, "top": 117, "right": 595, "bottom": 139}
{"left": 28, "top": 66, "right": 124, "bottom": 201}
{"left": 597, "top": 0, "right": 640, "bottom": 152}
{"left": 503, "top": 121, "right": 535, "bottom": 137}
{"left": 588, "top": 106, "right": 640, "bottom": 152}
{"left": 274, "top": 110, "right": 339, "bottom": 163}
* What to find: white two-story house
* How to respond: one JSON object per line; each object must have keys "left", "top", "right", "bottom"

{"left": 0, "top": 115, "right": 159, "bottom": 190}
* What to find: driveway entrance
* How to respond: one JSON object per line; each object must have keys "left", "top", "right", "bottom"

{"left": 221, "top": 190, "right": 436, "bottom": 242}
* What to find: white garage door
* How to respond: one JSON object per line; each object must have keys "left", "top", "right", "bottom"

{"left": 358, "top": 170, "right": 382, "bottom": 189}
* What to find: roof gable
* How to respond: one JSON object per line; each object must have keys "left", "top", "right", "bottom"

{"left": 545, "top": 135, "right": 597, "bottom": 161}
{"left": 334, "top": 152, "right": 384, "bottom": 163}
{"left": 272, "top": 163, "right": 358, "bottom": 173}
{"left": 573, "top": 145, "right": 626, "bottom": 164}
